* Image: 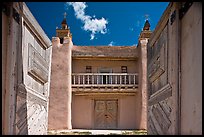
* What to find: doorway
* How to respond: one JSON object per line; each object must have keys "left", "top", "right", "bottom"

{"left": 94, "top": 99, "right": 118, "bottom": 129}
{"left": 98, "top": 68, "right": 112, "bottom": 84}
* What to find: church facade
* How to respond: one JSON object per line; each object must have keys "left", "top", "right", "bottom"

{"left": 48, "top": 13, "right": 151, "bottom": 130}
{"left": 2, "top": 2, "right": 202, "bottom": 135}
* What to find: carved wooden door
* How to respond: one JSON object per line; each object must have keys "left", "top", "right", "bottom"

{"left": 147, "top": 21, "right": 173, "bottom": 134}
{"left": 94, "top": 100, "right": 117, "bottom": 129}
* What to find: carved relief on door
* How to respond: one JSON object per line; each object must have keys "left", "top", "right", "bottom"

{"left": 94, "top": 100, "right": 118, "bottom": 129}
{"left": 147, "top": 23, "right": 173, "bottom": 134}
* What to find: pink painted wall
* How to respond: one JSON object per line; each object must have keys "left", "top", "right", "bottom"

{"left": 48, "top": 44, "right": 69, "bottom": 130}
{"left": 118, "top": 96, "right": 138, "bottom": 129}
{"left": 71, "top": 58, "right": 143, "bottom": 129}
{"left": 72, "top": 95, "right": 93, "bottom": 129}
{"left": 72, "top": 95, "right": 141, "bottom": 129}
{"left": 72, "top": 59, "right": 138, "bottom": 73}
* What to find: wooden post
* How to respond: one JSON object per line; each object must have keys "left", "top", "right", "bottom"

{"left": 73, "top": 75, "right": 75, "bottom": 85}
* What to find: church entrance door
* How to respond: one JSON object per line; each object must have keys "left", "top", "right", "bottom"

{"left": 94, "top": 99, "right": 118, "bottom": 129}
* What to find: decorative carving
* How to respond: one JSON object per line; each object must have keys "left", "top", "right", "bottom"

{"left": 148, "top": 45, "right": 165, "bottom": 83}
{"left": 28, "top": 43, "right": 49, "bottom": 84}
{"left": 148, "top": 83, "right": 172, "bottom": 106}
{"left": 152, "top": 104, "right": 171, "bottom": 134}
{"left": 149, "top": 65, "right": 165, "bottom": 83}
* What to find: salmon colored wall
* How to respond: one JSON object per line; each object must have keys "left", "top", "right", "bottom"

{"left": 48, "top": 44, "right": 69, "bottom": 130}
{"left": 72, "top": 95, "right": 93, "bottom": 129}
{"left": 118, "top": 96, "right": 138, "bottom": 129}
{"left": 72, "top": 95, "right": 141, "bottom": 129}
{"left": 72, "top": 59, "right": 138, "bottom": 73}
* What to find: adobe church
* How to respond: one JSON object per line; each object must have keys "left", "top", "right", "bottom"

{"left": 2, "top": 2, "right": 202, "bottom": 135}
{"left": 48, "top": 12, "right": 151, "bottom": 130}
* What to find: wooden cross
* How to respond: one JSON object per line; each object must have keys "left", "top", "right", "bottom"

{"left": 144, "top": 14, "right": 149, "bottom": 20}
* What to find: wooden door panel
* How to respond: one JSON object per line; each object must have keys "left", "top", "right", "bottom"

{"left": 106, "top": 101, "right": 117, "bottom": 129}
{"left": 94, "top": 100, "right": 117, "bottom": 129}
{"left": 147, "top": 23, "right": 173, "bottom": 135}
{"left": 95, "top": 101, "right": 106, "bottom": 129}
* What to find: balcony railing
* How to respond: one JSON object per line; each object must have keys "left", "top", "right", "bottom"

{"left": 72, "top": 73, "right": 138, "bottom": 88}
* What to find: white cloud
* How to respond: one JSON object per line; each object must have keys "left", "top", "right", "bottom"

{"left": 66, "top": 2, "right": 108, "bottom": 40}
{"left": 108, "top": 41, "right": 115, "bottom": 46}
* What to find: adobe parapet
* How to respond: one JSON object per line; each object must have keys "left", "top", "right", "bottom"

{"left": 52, "top": 36, "right": 73, "bottom": 48}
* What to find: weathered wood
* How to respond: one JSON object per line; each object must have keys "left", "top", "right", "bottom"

{"left": 22, "top": 3, "right": 51, "bottom": 48}
{"left": 12, "top": 2, "right": 52, "bottom": 135}
{"left": 149, "top": 106, "right": 163, "bottom": 134}
{"left": 147, "top": 3, "right": 173, "bottom": 135}
{"left": 28, "top": 43, "right": 49, "bottom": 84}
{"left": 94, "top": 100, "right": 118, "bottom": 129}
{"left": 72, "top": 73, "right": 138, "bottom": 87}
{"left": 147, "top": 115, "right": 158, "bottom": 135}
{"left": 159, "top": 99, "right": 172, "bottom": 118}
{"left": 74, "top": 92, "right": 137, "bottom": 96}
{"left": 148, "top": 83, "right": 172, "bottom": 106}
{"left": 152, "top": 103, "right": 171, "bottom": 134}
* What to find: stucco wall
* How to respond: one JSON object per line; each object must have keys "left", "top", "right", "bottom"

{"left": 137, "top": 40, "right": 148, "bottom": 130}
{"left": 48, "top": 43, "right": 69, "bottom": 130}
{"left": 72, "top": 57, "right": 140, "bottom": 129}
{"left": 118, "top": 96, "right": 137, "bottom": 129}
{"left": 72, "top": 95, "right": 139, "bottom": 129}
{"left": 72, "top": 95, "right": 93, "bottom": 129}
{"left": 180, "top": 2, "right": 202, "bottom": 135}
{"left": 72, "top": 59, "right": 138, "bottom": 73}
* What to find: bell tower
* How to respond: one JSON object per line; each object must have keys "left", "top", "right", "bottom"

{"left": 138, "top": 19, "right": 152, "bottom": 130}
{"left": 139, "top": 19, "right": 152, "bottom": 41}
{"left": 49, "top": 12, "right": 73, "bottom": 130}
{"left": 56, "top": 12, "right": 72, "bottom": 44}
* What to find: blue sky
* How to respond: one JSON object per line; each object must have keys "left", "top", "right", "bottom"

{"left": 26, "top": 2, "right": 169, "bottom": 46}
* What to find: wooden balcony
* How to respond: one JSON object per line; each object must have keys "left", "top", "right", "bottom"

{"left": 72, "top": 73, "right": 139, "bottom": 93}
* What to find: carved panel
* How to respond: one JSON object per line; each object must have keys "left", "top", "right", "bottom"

{"left": 148, "top": 83, "right": 172, "bottom": 106}
{"left": 147, "top": 22, "right": 173, "bottom": 135}
{"left": 148, "top": 97, "right": 172, "bottom": 135}
{"left": 15, "top": 84, "right": 48, "bottom": 135}
{"left": 94, "top": 100, "right": 118, "bottom": 129}
{"left": 148, "top": 41, "right": 166, "bottom": 80}
{"left": 28, "top": 43, "right": 49, "bottom": 84}
{"left": 152, "top": 104, "right": 171, "bottom": 133}
{"left": 148, "top": 115, "right": 158, "bottom": 135}
{"left": 148, "top": 25, "right": 168, "bottom": 96}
